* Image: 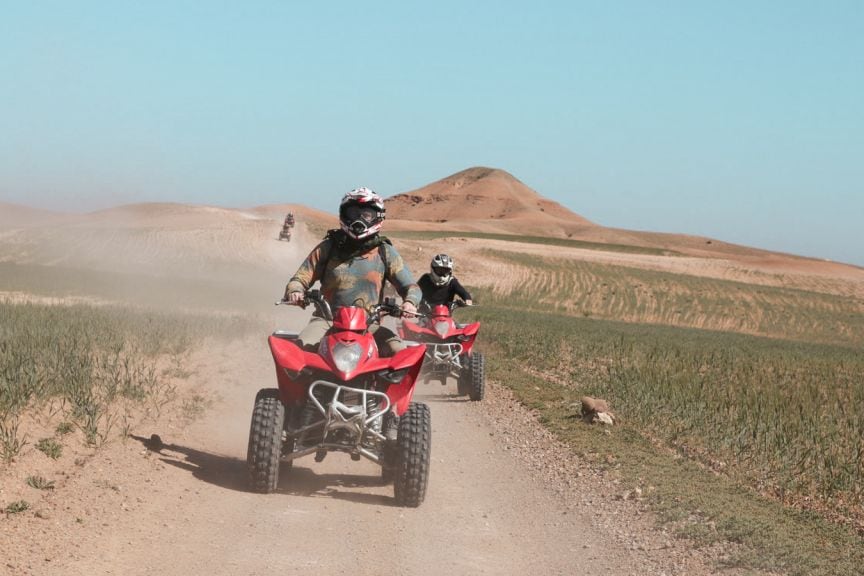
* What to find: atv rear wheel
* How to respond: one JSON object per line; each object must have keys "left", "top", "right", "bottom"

{"left": 393, "top": 402, "right": 431, "bottom": 507}
{"left": 468, "top": 352, "right": 485, "bottom": 401}
{"left": 247, "top": 388, "right": 285, "bottom": 493}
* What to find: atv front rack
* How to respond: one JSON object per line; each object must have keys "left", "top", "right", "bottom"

{"left": 284, "top": 381, "right": 391, "bottom": 464}
{"left": 425, "top": 343, "right": 464, "bottom": 369}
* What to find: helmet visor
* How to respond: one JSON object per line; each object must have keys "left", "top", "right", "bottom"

{"left": 344, "top": 205, "right": 378, "bottom": 223}
{"left": 432, "top": 266, "right": 452, "bottom": 277}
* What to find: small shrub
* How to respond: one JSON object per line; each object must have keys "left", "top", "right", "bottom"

{"left": 26, "top": 475, "right": 55, "bottom": 490}
{"left": 35, "top": 437, "right": 63, "bottom": 460}
{"left": 4, "top": 500, "right": 30, "bottom": 515}
{"left": 55, "top": 421, "right": 74, "bottom": 435}
{"left": 181, "top": 394, "right": 210, "bottom": 421}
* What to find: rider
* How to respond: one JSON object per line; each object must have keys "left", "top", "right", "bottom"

{"left": 284, "top": 187, "right": 421, "bottom": 355}
{"left": 417, "top": 253, "right": 473, "bottom": 313}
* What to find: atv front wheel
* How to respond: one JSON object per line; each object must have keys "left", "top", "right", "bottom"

{"left": 468, "top": 352, "right": 485, "bottom": 401}
{"left": 393, "top": 402, "right": 431, "bottom": 507}
{"left": 456, "top": 370, "right": 470, "bottom": 396}
{"left": 247, "top": 388, "right": 285, "bottom": 493}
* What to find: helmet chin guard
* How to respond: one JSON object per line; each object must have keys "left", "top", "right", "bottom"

{"left": 343, "top": 218, "right": 379, "bottom": 240}
{"left": 430, "top": 270, "right": 451, "bottom": 286}
{"left": 429, "top": 253, "right": 454, "bottom": 285}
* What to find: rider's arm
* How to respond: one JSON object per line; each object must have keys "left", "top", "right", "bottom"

{"left": 285, "top": 241, "right": 329, "bottom": 299}
{"left": 451, "top": 277, "right": 473, "bottom": 304}
{"left": 383, "top": 244, "right": 422, "bottom": 308}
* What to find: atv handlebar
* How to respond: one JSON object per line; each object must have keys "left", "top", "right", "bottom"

{"left": 416, "top": 299, "right": 475, "bottom": 316}
{"left": 370, "top": 297, "right": 408, "bottom": 323}
{"left": 276, "top": 291, "right": 408, "bottom": 324}
{"left": 276, "top": 289, "right": 333, "bottom": 320}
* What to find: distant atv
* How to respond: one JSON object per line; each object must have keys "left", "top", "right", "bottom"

{"left": 278, "top": 212, "right": 295, "bottom": 241}
{"left": 247, "top": 290, "right": 431, "bottom": 507}
{"left": 399, "top": 301, "right": 485, "bottom": 401}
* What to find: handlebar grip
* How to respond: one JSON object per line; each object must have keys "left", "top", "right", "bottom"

{"left": 275, "top": 297, "right": 307, "bottom": 309}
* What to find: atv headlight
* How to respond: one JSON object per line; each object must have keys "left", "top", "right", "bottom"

{"left": 434, "top": 321, "right": 450, "bottom": 338}
{"left": 330, "top": 342, "right": 363, "bottom": 373}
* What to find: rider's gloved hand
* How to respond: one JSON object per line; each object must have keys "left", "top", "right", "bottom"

{"left": 464, "top": 299, "right": 473, "bottom": 306}
{"left": 401, "top": 300, "right": 417, "bottom": 318}
{"left": 286, "top": 291, "right": 304, "bottom": 305}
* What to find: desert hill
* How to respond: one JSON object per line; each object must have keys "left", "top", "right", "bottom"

{"left": 0, "top": 202, "right": 69, "bottom": 228}
{"left": 1, "top": 168, "right": 862, "bottom": 306}
{"left": 384, "top": 167, "right": 602, "bottom": 239}
{"left": 386, "top": 167, "right": 592, "bottom": 224}
{"left": 381, "top": 167, "right": 764, "bottom": 255}
{"left": 380, "top": 168, "right": 851, "bottom": 267}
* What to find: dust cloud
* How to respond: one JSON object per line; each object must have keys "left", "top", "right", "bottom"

{"left": 0, "top": 204, "right": 319, "bottom": 319}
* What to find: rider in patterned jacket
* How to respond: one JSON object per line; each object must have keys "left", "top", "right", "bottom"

{"left": 284, "top": 187, "right": 421, "bottom": 355}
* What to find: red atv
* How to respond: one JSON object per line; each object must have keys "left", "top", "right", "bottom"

{"left": 398, "top": 301, "right": 485, "bottom": 401}
{"left": 278, "top": 213, "right": 295, "bottom": 241}
{"left": 247, "top": 290, "right": 431, "bottom": 507}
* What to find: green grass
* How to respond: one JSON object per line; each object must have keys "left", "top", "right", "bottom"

{"left": 463, "top": 287, "right": 864, "bottom": 575}
{"left": 1, "top": 300, "right": 256, "bottom": 449}
{"left": 387, "top": 230, "right": 677, "bottom": 256}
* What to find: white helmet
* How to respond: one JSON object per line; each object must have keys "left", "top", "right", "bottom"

{"left": 339, "top": 187, "right": 386, "bottom": 240}
{"left": 429, "top": 253, "right": 454, "bottom": 286}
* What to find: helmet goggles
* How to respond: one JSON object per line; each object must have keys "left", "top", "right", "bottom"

{"left": 344, "top": 205, "right": 379, "bottom": 223}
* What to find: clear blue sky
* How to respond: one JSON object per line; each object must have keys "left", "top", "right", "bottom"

{"left": 2, "top": 1, "right": 862, "bottom": 265}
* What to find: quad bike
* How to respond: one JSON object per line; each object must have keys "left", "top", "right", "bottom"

{"left": 398, "top": 301, "right": 485, "bottom": 401}
{"left": 247, "top": 290, "right": 431, "bottom": 507}
{"left": 277, "top": 213, "right": 295, "bottom": 241}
